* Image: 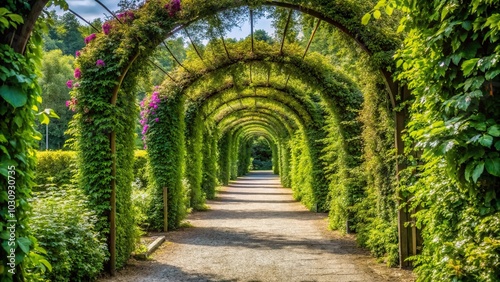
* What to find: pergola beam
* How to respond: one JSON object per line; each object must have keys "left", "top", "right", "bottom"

{"left": 279, "top": 9, "right": 293, "bottom": 55}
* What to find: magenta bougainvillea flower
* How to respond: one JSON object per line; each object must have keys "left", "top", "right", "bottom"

{"left": 140, "top": 88, "right": 164, "bottom": 144}
{"left": 117, "top": 11, "right": 135, "bottom": 23}
{"left": 96, "top": 59, "right": 105, "bottom": 67}
{"left": 74, "top": 68, "right": 81, "bottom": 79}
{"left": 75, "top": 50, "right": 81, "bottom": 57}
{"left": 165, "top": 0, "right": 181, "bottom": 17}
{"left": 65, "top": 97, "right": 78, "bottom": 112}
{"left": 84, "top": 33, "right": 96, "bottom": 44}
{"left": 102, "top": 22, "right": 112, "bottom": 35}
{"left": 66, "top": 80, "right": 73, "bottom": 88}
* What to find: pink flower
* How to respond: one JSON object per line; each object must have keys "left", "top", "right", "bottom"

{"left": 66, "top": 80, "right": 73, "bottom": 88}
{"left": 102, "top": 22, "right": 112, "bottom": 35}
{"left": 65, "top": 97, "right": 78, "bottom": 112}
{"left": 96, "top": 59, "right": 105, "bottom": 67}
{"left": 165, "top": 0, "right": 181, "bottom": 17}
{"left": 155, "top": 118, "right": 159, "bottom": 123}
{"left": 74, "top": 68, "right": 81, "bottom": 79}
{"left": 84, "top": 33, "right": 96, "bottom": 44}
{"left": 117, "top": 11, "right": 135, "bottom": 23}
{"left": 75, "top": 50, "right": 81, "bottom": 57}
{"left": 74, "top": 82, "right": 80, "bottom": 88}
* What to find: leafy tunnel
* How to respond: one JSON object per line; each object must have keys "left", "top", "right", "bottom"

{"left": 55, "top": 0, "right": 402, "bottom": 273}
{"left": 6, "top": 0, "right": 500, "bottom": 281}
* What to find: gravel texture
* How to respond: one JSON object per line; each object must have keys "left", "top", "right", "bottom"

{"left": 100, "top": 171, "right": 415, "bottom": 282}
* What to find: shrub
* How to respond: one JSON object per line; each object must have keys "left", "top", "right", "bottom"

{"left": 30, "top": 186, "right": 107, "bottom": 282}
{"left": 133, "top": 150, "right": 149, "bottom": 189}
{"left": 35, "top": 151, "right": 77, "bottom": 187}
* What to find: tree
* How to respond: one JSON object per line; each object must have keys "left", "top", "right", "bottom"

{"left": 38, "top": 49, "right": 75, "bottom": 150}
{"left": 252, "top": 137, "right": 272, "bottom": 170}
{"left": 59, "top": 13, "right": 85, "bottom": 55}
{"left": 42, "top": 12, "right": 84, "bottom": 56}
{"left": 117, "top": 0, "right": 144, "bottom": 12}
{"left": 254, "top": 29, "right": 274, "bottom": 44}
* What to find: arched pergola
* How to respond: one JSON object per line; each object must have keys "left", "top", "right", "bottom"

{"left": 1, "top": 0, "right": 418, "bottom": 278}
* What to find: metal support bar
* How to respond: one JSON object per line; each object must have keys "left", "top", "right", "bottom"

{"left": 69, "top": 8, "right": 100, "bottom": 31}
{"left": 279, "top": 9, "right": 293, "bottom": 55}
{"left": 163, "top": 42, "right": 190, "bottom": 73}
{"left": 95, "top": 0, "right": 123, "bottom": 24}
{"left": 250, "top": 9, "right": 254, "bottom": 53}
{"left": 184, "top": 28, "right": 209, "bottom": 66}
{"left": 303, "top": 19, "right": 321, "bottom": 59}
{"left": 149, "top": 60, "right": 176, "bottom": 82}
{"left": 214, "top": 15, "right": 231, "bottom": 60}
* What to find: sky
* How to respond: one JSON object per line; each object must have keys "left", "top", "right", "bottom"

{"left": 54, "top": 0, "right": 274, "bottom": 40}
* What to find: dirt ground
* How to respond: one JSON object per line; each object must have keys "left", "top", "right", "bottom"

{"left": 100, "top": 171, "right": 415, "bottom": 282}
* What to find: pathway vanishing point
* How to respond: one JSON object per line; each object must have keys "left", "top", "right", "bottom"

{"left": 101, "top": 171, "right": 414, "bottom": 282}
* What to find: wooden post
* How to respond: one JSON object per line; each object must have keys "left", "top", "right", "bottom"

{"left": 163, "top": 187, "right": 168, "bottom": 232}
{"left": 109, "top": 131, "right": 117, "bottom": 275}
{"left": 395, "top": 86, "right": 412, "bottom": 268}
{"left": 107, "top": 51, "right": 140, "bottom": 275}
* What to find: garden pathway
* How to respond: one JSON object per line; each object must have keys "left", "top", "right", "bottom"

{"left": 100, "top": 171, "right": 414, "bottom": 282}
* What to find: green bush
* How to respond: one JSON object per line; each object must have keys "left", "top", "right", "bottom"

{"left": 251, "top": 137, "right": 273, "bottom": 170}
{"left": 133, "top": 150, "right": 149, "bottom": 189}
{"left": 35, "top": 151, "right": 77, "bottom": 187}
{"left": 30, "top": 186, "right": 107, "bottom": 282}
{"left": 35, "top": 150, "right": 149, "bottom": 189}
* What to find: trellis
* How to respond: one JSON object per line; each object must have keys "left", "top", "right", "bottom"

{"left": 0, "top": 1, "right": 419, "bottom": 279}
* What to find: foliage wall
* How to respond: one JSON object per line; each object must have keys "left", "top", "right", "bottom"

{"left": 0, "top": 1, "right": 53, "bottom": 279}
{"left": 218, "top": 132, "right": 232, "bottom": 185}
{"left": 184, "top": 109, "right": 205, "bottom": 209}
{"left": 144, "top": 89, "right": 187, "bottom": 230}
{"left": 371, "top": 0, "right": 500, "bottom": 279}
{"left": 201, "top": 124, "right": 219, "bottom": 199}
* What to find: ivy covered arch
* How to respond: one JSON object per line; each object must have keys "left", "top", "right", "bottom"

{"left": 1, "top": 0, "right": 407, "bottom": 277}
{"left": 70, "top": 0, "right": 384, "bottom": 271}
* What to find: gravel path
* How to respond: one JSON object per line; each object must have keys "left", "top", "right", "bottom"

{"left": 101, "top": 171, "right": 414, "bottom": 282}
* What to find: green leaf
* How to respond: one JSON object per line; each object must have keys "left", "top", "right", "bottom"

{"left": 488, "top": 125, "right": 500, "bottom": 137}
{"left": 38, "top": 113, "right": 50, "bottom": 125}
{"left": 6, "top": 13, "right": 23, "bottom": 24}
{"left": 465, "top": 162, "right": 474, "bottom": 181}
{"left": 462, "top": 58, "right": 479, "bottom": 76}
{"left": 495, "top": 141, "right": 500, "bottom": 150}
{"left": 16, "top": 237, "right": 31, "bottom": 254}
{"left": 472, "top": 162, "right": 484, "bottom": 183}
{"left": 361, "top": 13, "right": 371, "bottom": 25}
{"left": 0, "top": 85, "right": 27, "bottom": 108}
{"left": 479, "top": 134, "right": 494, "bottom": 148}
{"left": 485, "top": 157, "right": 500, "bottom": 177}
{"left": 373, "top": 10, "right": 381, "bottom": 19}
{"left": 485, "top": 69, "right": 500, "bottom": 80}
{"left": 385, "top": 5, "right": 394, "bottom": 16}
{"left": 43, "top": 108, "right": 60, "bottom": 119}
{"left": 39, "top": 257, "right": 52, "bottom": 271}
